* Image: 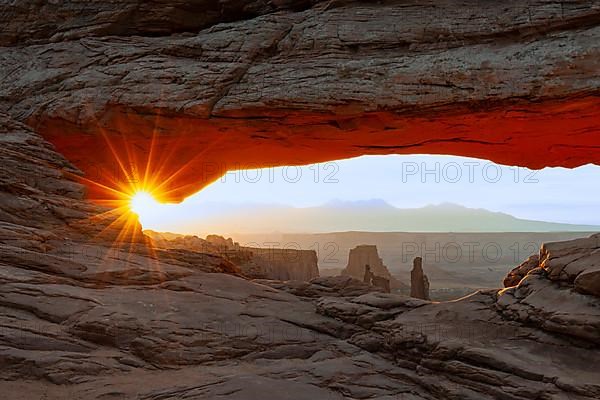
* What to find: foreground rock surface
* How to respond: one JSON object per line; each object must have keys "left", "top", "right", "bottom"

{"left": 503, "top": 235, "right": 600, "bottom": 297}
{"left": 1, "top": 113, "right": 600, "bottom": 399}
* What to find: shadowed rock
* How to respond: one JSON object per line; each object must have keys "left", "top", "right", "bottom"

{"left": 147, "top": 231, "right": 319, "bottom": 281}
{"left": 1, "top": 112, "right": 600, "bottom": 399}
{"left": 504, "top": 254, "right": 540, "bottom": 288}
{"left": 342, "top": 245, "right": 406, "bottom": 289}
{"left": 371, "top": 274, "right": 391, "bottom": 294}
{"left": 363, "top": 264, "right": 372, "bottom": 284}
{"left": 362, "top": 264, "right": 391, "bottom": 293}
{"left": 410, "top": 257, "right": 430, "bottom": 300}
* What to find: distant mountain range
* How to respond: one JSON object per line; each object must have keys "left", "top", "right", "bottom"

{"left": 180, "top": 200, "right": 600, "bottom": 234}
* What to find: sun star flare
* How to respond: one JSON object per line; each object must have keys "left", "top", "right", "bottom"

{"left": 129, "top": 191, "right": 160, "bottom": 217}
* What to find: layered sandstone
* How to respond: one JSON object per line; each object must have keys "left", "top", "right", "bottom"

{"left": 410, "top": 257, "right": 430, "bottom": 300}
{"left": 1, "top": 112, "right": 600, "bottom": 399}
{"left": 0, "top": 1, "right": 599, "bottom": 201}
{"left": 146, "top": 231, "right": 319, "bottom": 281}
{"left": 504, "top": 254, "right": 540, "bottom": 287}
{"left": 256, "top": 275, "right": 386, "bottom": 299}
{"left": 341, "top": 244, "right": 406, "bottom": 289}
{"left": 503, "top": 235, "right": 600, "bottom": 297}
{"left": 2, "top": 2, "right": 600, "bottom": 398}
{"left": 242, "top": 246, "right": 319, "bottom": 281}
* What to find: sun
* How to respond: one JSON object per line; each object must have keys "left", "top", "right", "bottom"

{"left": 129, "top": 191, "right": 159, "bottom": 216}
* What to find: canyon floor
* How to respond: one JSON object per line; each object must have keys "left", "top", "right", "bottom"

{"left": 230, "top": 231, "right": 598, "bottom": 293}
{"left": 1, "top": 114, "right": 600, "bottom": 400}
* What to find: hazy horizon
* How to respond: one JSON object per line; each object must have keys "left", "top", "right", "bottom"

{"left": 136, "top": 200, "right": 600, "bottom": 236}
{"left": 132, "top": 154, "right": 600, "bottom": 235}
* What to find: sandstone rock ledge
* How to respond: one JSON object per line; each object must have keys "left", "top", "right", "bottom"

{"left": 146, "top": 230, "right": 320, "bottom": 282}
{"left": 1, "top": 1, "right": 600, "bottom": 201}
{"left": 1, "top": 113, "right": 600, "bottom": 399}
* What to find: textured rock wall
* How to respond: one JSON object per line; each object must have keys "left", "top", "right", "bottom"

{"left": 0, "top": 1, "right": 319, "bottom": 46}
{"left": 1, "top": 1, "right": 599, "bottom": 201}
{"left": 502, "top": 235, "right": 600, "bottom": 297}
{"left": 2, "top": 112, "right": 600, "bottom": 399}
{"left": 341, "top": 244, "right": 406, "bottom": 289}
{"left": 146, "top": 231, "right": 319, "bottom": 281}
{"left": 243, "top": 246, "right": 319, "bottom": 281}
{"left": 503, "top": 254, "right": 540, "bottom": 288}
{"left": 410, "top": 257, "right": 430, "bottom": 300}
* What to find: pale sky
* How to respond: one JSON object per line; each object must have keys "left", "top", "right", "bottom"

{"left": 134, "top": 155, "right": 600, "bottom": 231}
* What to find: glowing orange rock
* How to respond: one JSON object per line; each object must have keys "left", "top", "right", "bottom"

{"left": 1, "top": 1, "right": 598, "bottom": 202}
